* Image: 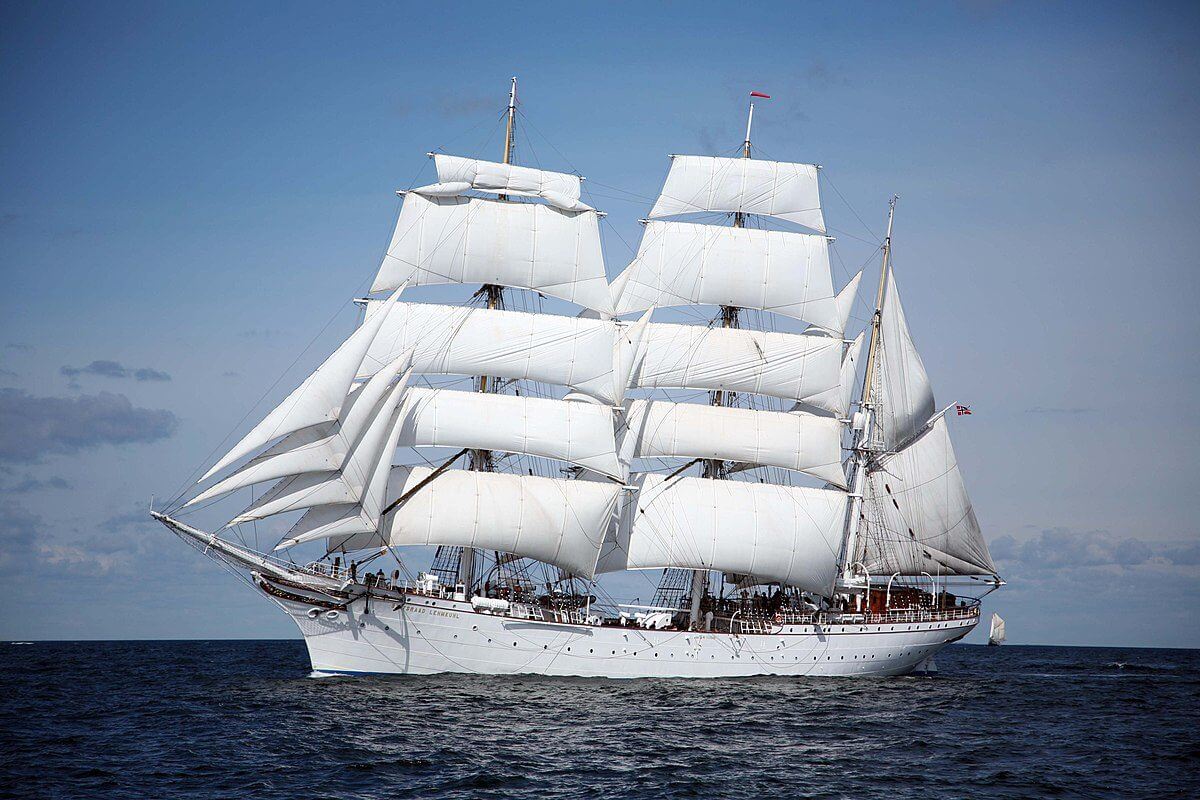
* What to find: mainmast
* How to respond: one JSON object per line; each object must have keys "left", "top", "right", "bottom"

{"left": 836, "top": 195, "right": 898, "bottom": 593}
{"left": 685, "top": 96, "right": 758, "bottom": 626}
{"left": 461, "top": 77, "right": 519, "bottom": 591}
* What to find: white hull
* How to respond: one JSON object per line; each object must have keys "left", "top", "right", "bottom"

{"left": 276, "top": 591, "right": 974, "bottom": 678}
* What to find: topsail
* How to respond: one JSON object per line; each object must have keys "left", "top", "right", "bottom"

{"left": 648, "top": 155, "right": 825, "bottom": 233}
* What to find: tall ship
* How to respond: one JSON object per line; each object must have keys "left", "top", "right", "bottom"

{"left": 153, "top": 81, "right": 1002, "bottom": 677}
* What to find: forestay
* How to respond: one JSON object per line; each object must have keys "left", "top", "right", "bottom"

{"left": 396, "top": 387, "right": 623, "bottom": 480}
{"left": 596, "top": 473, "right": 847, "bottom": 595}
{"left": 410, "top": 154, "right": 592, "bottom": 212}
{"left": 876, "top": 267, "right": 935, "bottom": 450}
{"left": 610, "top": 221, "right": 839, "bottom": 331}
{"left": 626, "top": 322, "right": 843, "bottom": 411}
{"left": 358, "top": 300, "right": 622, "bottom": 405}
{"left": 336, "top": 466, "right": 622, "bottom": 578}
{"left": 860, "top": 416, "right": 995, "bottom": 576}
{"left": 620, "top": 399, "right": 847, "bottom": 488}
{"left": 370, "top": 193, "right": 612, "bottom": 314}
{"left": 648, "top": 155, "right": 825, "bottom": 234}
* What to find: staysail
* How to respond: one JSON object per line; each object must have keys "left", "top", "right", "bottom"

{"left": 875, "top": 266, "right": 935, "bottom": 450}
{"left": 198, "top": 287, "right": 404, "bottom": 482}
{"left": 860, "top": 410, "right": 995, "bottom": 577}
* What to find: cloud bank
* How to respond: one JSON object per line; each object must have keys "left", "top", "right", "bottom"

{"left": 60, "top": 360, "right": 172, "bottom": 382}
{"left": 0, "top": 389, "right": 178, "bottom": 463}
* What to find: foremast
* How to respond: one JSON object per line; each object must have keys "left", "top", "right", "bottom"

{"left": 836, "top": 196, "right": 897, "bottom": 594}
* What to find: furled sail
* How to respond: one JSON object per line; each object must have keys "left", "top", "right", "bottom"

{"left": 627, "top": 322, "right": 842, "bottom": 411}
{"left": 330, "top": 466, "right": 622, "bottom": 578}
{"left": 876, "top": 267, "right": 935, "bottom": 450}
{"left": 230, "top": 374, "right": 410, "bottom": 525}
{"left": 411, "top": 154, "right": 592, "bottom": 212}
{"left": 370, "top": 193, "right": 612, "bottom": 314}
{"left": 186, "top": 352, "right": 413, "bottom": 507}
{"left": 357, "top": 300, "right": 622, "bottom": 405}
{"left": 199, "top": 287, "right": 403, "bottom": 482}
{"left": 396, "top": 387, "right": 623, "bottom": 480}
{"left": 860, "top": 416, "right": 995, "bottom": 576}
{"left": 597, "top": 473, "right": 847, "bottom": 595}
{"left": 647, "top": 155, "right": 825, "bottom": 234}
{"left": 610, "top": 221, "right": 838, "bottom": 331}
{"left": 620, "top": 399, "right": 847, "bottom": 488}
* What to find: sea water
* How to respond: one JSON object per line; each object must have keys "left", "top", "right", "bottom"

{"left": 1, "top": 641, "right": 1196, "bottom": 799}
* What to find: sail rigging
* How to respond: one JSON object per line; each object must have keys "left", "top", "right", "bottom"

{"left": 154, "top": 82, "right": 1002, "bottom": 681}
{"left": 176, "top": 84, "right": 997, "bottom": 630}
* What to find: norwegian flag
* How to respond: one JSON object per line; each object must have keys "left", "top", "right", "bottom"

{"left": 956, "top": 404, "right": 973, "bottom": 416}
{"left": 750, "top": 91, "right": 771, "bottom": 99}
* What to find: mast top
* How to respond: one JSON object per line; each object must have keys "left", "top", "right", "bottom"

{"left": 503, "top": 77, "right": 518, "bottom": 167}
{"left": 744, "top": 91, "right": 770, "bottom": 159}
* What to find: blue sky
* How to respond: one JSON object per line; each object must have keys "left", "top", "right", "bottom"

{"left": 1, "top": 1, "right": 1197, "bottom": 646}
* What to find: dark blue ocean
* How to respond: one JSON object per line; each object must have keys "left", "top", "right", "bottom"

{"left": 1, "top": 641, "right": 1196, "bottom": 799}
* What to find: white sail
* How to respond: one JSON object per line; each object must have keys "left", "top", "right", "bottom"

{"left": 628, "top": 322, "right": 843, "bottom": 411}
{"left": 275, "top": 374, "right": 417, "bottom": 548}
{"left": 877, "top": 266, "right": 935, "bottom": 450}
{"left": 411, "top": 154, "right": 592, "bottom": 212}
{"left": 230, "top": 375, "right": 411, "bottom": 525}
{"left": 597, "top": 473, "right": 847, "bottom": 595}
{"left": 860, "top": 416, "right": 995, "bottom": 576}
{"left": 611, "top": 221, "right": 839, "bottom": 331}
{"left": 357, "top": 300, "right": 622, "bottom": 405}
{"left": 834, "top": 270, "right": 862, "bottom": 336}
{"left": 370, "top": 193, "right": 612, "bottom": 314}
{"left": 798, "top": 331, "right": 864, "bottom": 419}
{"left": 186, "top": 353, "right": 413, "bottom": 507}
{"left": 838, "top": 332, "right": 865, "bottom": 419}
{"left": 339, "top": 466, "right": 622, "bottom": 578}
{"left": 396, "top": 387, "right": 623, "bottom": 480}
{"left": 647, "top": 155, "right": 825, "bottom": 233}
{"left": 620, "top": 399, "right": 847, "bottom": 488}
{"left": 199, "top": 287, "right": 403, "bottom": 482}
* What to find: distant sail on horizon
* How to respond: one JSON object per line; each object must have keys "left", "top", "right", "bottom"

{"left": 989, "top": 613, "right": 1007, "bottom": 646}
